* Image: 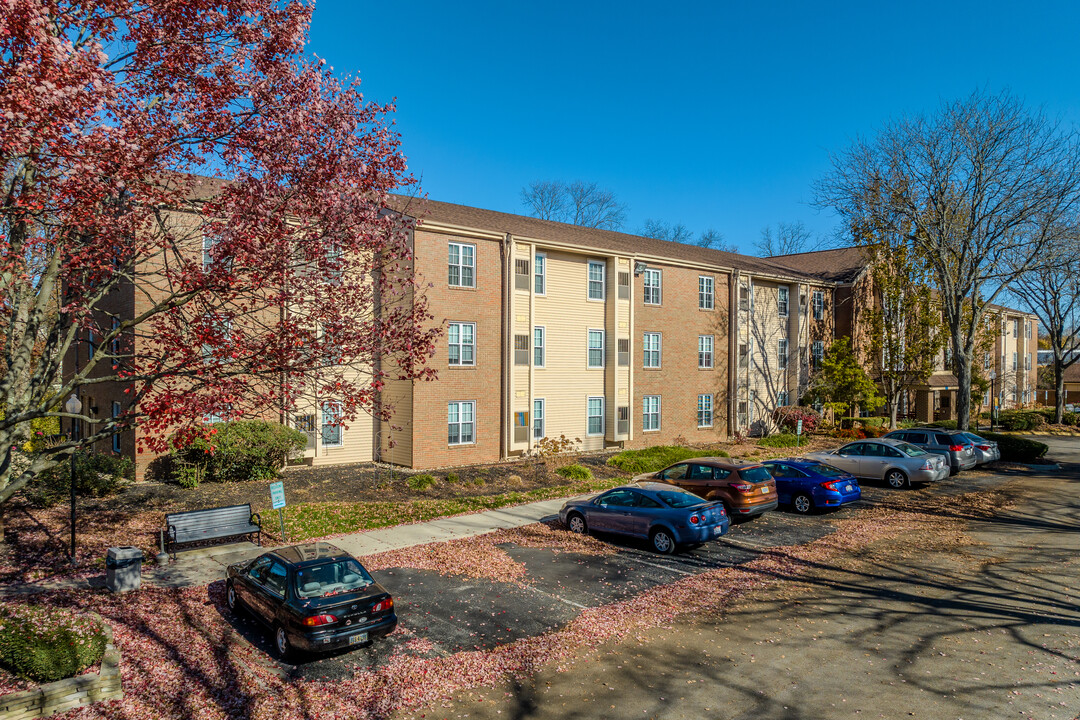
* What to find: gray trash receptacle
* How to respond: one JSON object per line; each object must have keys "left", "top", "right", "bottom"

{"left": 105, "top": 546, "right": 143, "bottom": 592}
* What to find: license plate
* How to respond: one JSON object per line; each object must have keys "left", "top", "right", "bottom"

{"left": 845, "top": 485, "right": 852, "bottom": 492}
{"left": 348, "top": 632, "right": 369, "bottom": 645}
{"left": 760, "top": 487, "right": 769, "bottom": 495}
{"left": 713, "top": 525, "right": 722, "bottom": 536}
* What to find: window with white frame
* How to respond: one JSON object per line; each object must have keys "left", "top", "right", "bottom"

{"left": 699, "top": 335, "right": 713, "bottom": 369}
{"left": 984, "top": 352, "right": 991, "bottom": 370}
{"left": 643, "top": 268, "right": 662, "bottom": 305}
{"left": 534, "top": 253, "right": 546, "bottom": 295}
{"left": 1025, "top": 353, "right": 1031, "bottom": 371}
{"left": 321, "top": 401, "right": 343, "bottom": 447}
{"left": 812, "top": 290, "right": 824, "bottom": 320}
{"left": 777, "top": 391, "right": 789, "bottom": 407}
{"left": 1013, "top": 319, "right": 1020, "bottom": 337}
{"left": 588, "top": 329, "right": 605, "bottom": 368}
{"left": 111, "top": 402, "right": 121, "bottom": 452}
{"left": 812, "top": 341, "right": 824, "bottom": 368}
{"left": 448, "top": 322, "right": 475, "bottom": 366}
{"left": 202, "top": 233, "right": 220, "bottom": 270}
{"left": 699, "top": 276, "right": 714, "bottom": 310}
{"left": 533, "top": 326, "right": 545, "bottom": 367}
{"left": 778, "top": 338, "right": 788, "bottom": 370}
{"left": 203, "top": 402, "right": 232, "bottom": 424}
{"left": 1026, "top": 321, "right": 1032, "bottom": 338}
{"left": 643, "top": 332, "right": 661, "bottom": 368}
{"left": 1012, "top": 352, "right": 1017, "bottom": 371}
{"left": 533, "top": 399, "right": 545, "bottom": 440}
{"left": 201, "top": 316, "right": 231, "bottom": 365}
{"left": 587, "top": 260, "right": 605, "bottom": 300}
{"left": 697, "top": 394, "right": 713, "bottom": 428}
{"left": 642, "top": 395, "right": 661, "bottom": 431}
{"left": 448, "top": 401, "right": 475, "bottom": 445}
{"left": 587, "top": 397, "right": 605, "bottom": 436}
{"left": 778, "top": 287, "right": 789, "bottom": 317}
{"left": 448, "top": 242, "right": 475, "bottom": 288}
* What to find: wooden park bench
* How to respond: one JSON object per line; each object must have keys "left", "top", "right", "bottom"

{"left": 163, "top": 504, "right": 262, "bottom": 556}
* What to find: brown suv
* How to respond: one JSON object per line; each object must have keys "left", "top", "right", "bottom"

{"left": 651, "top": 458, "right": 778, "bottom": 519}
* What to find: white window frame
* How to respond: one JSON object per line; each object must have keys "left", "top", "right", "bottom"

{"left": 643, "top": 332, "right": 661, "bottom": 369}
{"left": 111, "top": 401, "right": 121, "bottom": 453}
{"left": 1025, "top": 353, "right": 1031, "bottom": 371}
{"left": 447, "top": 321, "right": 476, "bottom": 366}
{"left": 778, "top": 338, "right": 788, "bottom": 370}
{"left": 1026, "top": 320, "right": 1032, "bottom": 339}
{"left": 1012, "top": 352, "right": 1018, "bottom": 372}
{"left": 448, "top": 400, "right": 476, "bottom": 446}
{"left": 448, "top": 242, "right": 476, "bottom": 288}
{"left": 812, "top": 290, "right": 824, "bottom": 320}
{"left": 778, "top": 287, "right": 789, "bottom": 317}
{"left": 321, "top": 401, "right": 343, "bottom": 448}
{"left": 202, "top": 233, "right": 219, "bottom": 270}
{"left": 587, "top": 329, "right": 605, "bottom": 369}
{"left": 533, "top": 399, "right": 545, "bottom": 440}
{"left": 534, "top": 253, "right": 546, "bottom": 295}
{"left": 587, "top": 396, "right": 605, "bottom": 437}
{"left": 642, "top": 395, "right": 661, "bottom": 432}
{"left": 587, "top": 260, "right": 605, "bottom": 300}
{"left": 533, "top": 326, "right": 545, "bottom": 367}
{"left": 777, "top": 391, "right": 789, "bottom": 407}
{"left": 698, "top": 276, "right": 714, "bottom": 310}
{"left": 643, "top": 268, "right": 662, "bottom": 305}
{"left": 697, "top": 394, "right": 713, "bottom": 428}
{"left": 812, "top": 340, "right": 824, "bottom": 368}
{"left": 698, "top": 335, "right": 714, "bottom": 369}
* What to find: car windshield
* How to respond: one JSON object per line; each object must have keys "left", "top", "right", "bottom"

{"left": 739, "top": 466, "right": 772, "bottom": 483}
{"left": 655, "top": 489, "right": 706, "bottom": 508}
{"left": 806, "top": 463, "right": 847, "bottom": 477}
{"left": 894, "top": 442, "right": 928, "bottom": 457}
{"left": 962, "top": 432, "right": 985, "bottom": 443}
{"left": 294, "top": 559, "right": 374, "bottom": 599}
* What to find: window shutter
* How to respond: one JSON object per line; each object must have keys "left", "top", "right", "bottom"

{"left": 618, "top": 271, "right": 630, "bottom": 299}
{"left": 618, "top": 338, "right": 630, "bottom": 366}
{"left": 515, "top": 258, "right": 530, "bottom": 290}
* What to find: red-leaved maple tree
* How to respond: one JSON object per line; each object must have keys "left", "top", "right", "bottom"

{"left": 0, "top": 0, "right": 440, "bottom": 504}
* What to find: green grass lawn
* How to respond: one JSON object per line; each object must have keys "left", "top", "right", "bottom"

{"left": 280, "top": 476, "right": 623, "bottom": 542}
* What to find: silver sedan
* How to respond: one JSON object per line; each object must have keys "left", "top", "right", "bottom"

{"left": 804, "top": 438, "right": 949, "bottom": 489}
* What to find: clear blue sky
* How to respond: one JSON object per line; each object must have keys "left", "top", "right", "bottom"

{"left": 307, "top": 0, "right": 1080, "bottom": 254}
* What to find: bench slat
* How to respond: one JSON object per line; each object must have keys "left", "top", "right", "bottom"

{"left": 165, "top": 503, "right": 261, "bottom": 553}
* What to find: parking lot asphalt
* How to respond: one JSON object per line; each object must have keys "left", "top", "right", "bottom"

{"left": 221, "top": 465, "right": 1021, "bottom": 682}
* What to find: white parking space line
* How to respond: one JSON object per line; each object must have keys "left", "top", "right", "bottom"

{"left": 523, "top": 584, "right": 590, "bottom": 609}
{"left": 627, "top": 557, "right": 697, "bottom": 576}
{"left": 720, "top": 537, "right": 772, "bottom": 551}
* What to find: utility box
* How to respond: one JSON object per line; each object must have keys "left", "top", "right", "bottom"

{"left": 105, "top": 546, "right": 143, "bottom": 593}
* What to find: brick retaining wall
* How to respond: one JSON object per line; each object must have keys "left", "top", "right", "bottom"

{"left": 0, "top": 616, "right": 122, "bottom": 719}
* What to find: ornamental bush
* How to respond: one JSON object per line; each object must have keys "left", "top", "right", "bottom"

{"left": 0, "top": 604, "right": 107, "bottom": 683}
{"left": 607, "top": 446, "right": 706, "bottom": 475}
{"left": 406, "top": 473, "right": 437, "bottom": 491}
{"left": 772, "top": 406, "right": 821, "bottom": 434}
{"left": 556, "top": 464, "right": 593, "bottom": 481}
{"left": 168, "top": 420, "right": 307, "bottom": 487}
{"left": 997, "top": 410, "right": 1045, "bottom": 432}
{"left": 26, "top": 452, "right": 134, "bottom": 507}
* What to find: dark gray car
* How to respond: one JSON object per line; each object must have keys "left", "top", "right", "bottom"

{"left": 882, "top": 428, "right": 977, "bottom": 475}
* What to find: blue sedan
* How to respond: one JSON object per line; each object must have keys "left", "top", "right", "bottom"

{"left": 559, "top": 482, "right": 729, "bottom": 554}
{"left": 761, "top": 459, "right": 862, "bottom": 514}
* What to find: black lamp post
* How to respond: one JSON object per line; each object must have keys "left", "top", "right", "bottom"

{"left": 65, "top": 393, "right": 82, "bottom": 565}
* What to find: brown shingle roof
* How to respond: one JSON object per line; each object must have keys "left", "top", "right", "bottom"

{"left": 390, "top": 195, "right": 833, "bottom": 283}
{"left": 1063, "top": 363, "right": 1080, "bottom": 384}
{"left": 764, "top": 246, "right": 871, "bottom": 283}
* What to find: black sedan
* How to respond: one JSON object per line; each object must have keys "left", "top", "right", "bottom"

{"left": 225, "top": 542, "right": 397, "bottom": 660}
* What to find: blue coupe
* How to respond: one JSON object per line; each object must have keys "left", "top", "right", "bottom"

{"left": 559, "top": 482, "right": 730, "bottom": 554}
{"left": 761, "top": 459, "right": 862, "bottom": 514}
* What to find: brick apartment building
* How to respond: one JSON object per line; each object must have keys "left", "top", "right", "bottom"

{"left": 72, "top": 188, "right": 1040, "bottom": 477}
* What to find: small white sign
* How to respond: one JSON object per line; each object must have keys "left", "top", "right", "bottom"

{"left": 796, "top": 419, "right": 804, "bottom": 435}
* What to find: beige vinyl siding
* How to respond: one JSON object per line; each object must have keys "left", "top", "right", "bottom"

{"left": 532, "top": 249, "right": 608, "bottom": 451}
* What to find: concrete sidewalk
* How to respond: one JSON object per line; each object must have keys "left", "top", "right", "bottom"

{"left": 144, "top": 496, "right": 570, "bottom": 588}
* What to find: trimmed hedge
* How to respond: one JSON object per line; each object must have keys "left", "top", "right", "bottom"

{"left": 997, "top": 410, "right": 1045, "bottom": 432}
{"left": 556, "top": 464, "right": 593, "bottom": 481}
{"left": 0, "top": 604, "right": 107, "bottom": 683}
{"left": 757, "top": 433, "right": 801, "bottom": 448}
{"left": 607, "top": 446, "right": 725, "bottom": 475}
{"left": 981, "top": 432, "right": 1049, "bottom": 463}
{"left": 168, "top": 420, "right": 307, "bottom": 487}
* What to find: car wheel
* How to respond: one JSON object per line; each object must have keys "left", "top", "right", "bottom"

{"left": 886, "top": 469, "right": 909, "bottom": 489}
{"left": 792, "top": 493, "right": 813, "bottom": 514}
{"left": 650, "top": 528, "right": 676, "bottom": 555}
{"left": 567, "top": 512, "right": 588, "bottom": 535}
{"left": 274, "top": 625, "right": 294, "bottom": 662}
{"left": 226, "top": 582, "right": 240, "bottom": 612}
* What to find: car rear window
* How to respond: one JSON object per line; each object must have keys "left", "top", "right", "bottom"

{"left": 656, "top": 489, "right": 706, "bottom": 508}
{"left": 738, "top": 466, "right": 772, "bottom": 483}
{"left": 806, "top": 463, "right": 847, "bottom": 477}
{"left": 295, "top": 559, "right": 374, "bottom": 599}
{"left": 894, "top": 442, "right": 928, "bottom": 457}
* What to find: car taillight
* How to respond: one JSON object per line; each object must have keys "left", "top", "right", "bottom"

{"left": 820, "top": 480, "right": 842, "bottom": 491}
{"left": 730, "top": 483, "right": 754, "bottom": 492}
{"left": 689, "top": 514, "right": 700, "bottom": 525}
{"left": 923, "top": 460, "right": 933, "bottom": 470}
{"left": 949, "top": 445, "right": 964, "bottom": 452}
{"left": 303, "top": 614, "right": 337, "bottom": 627}
{"left": 371, "top": 598, "right": 394, "bottom": 613}
{"left": 977, "top": 444, "right": 991, "bottom": 451}
{"left": 718, "top": 505, "right": 727, "bottom": 516}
